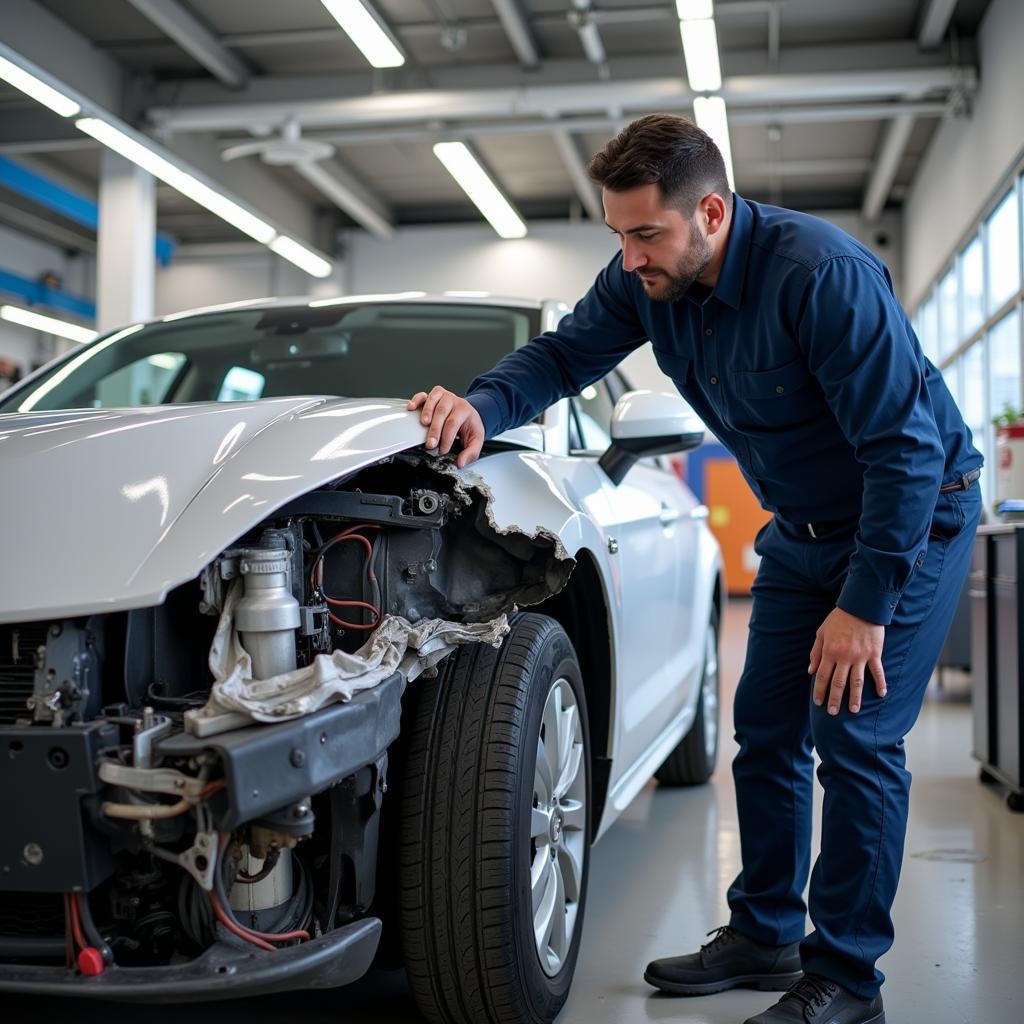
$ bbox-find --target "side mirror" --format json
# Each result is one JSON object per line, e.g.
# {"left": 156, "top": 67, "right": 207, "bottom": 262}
{"left": 598, "top": 390, "right": 705, "bottom": 485}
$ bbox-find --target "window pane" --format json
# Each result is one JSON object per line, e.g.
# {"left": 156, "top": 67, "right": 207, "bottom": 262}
{"left": 937, "top": 267, "right": 959, "bottom": 358}
{"left": 918, "top": 294, "right": 939, "bottom": 363}
{"left": 989, "top": 309, "right": 1021, "bottom": 422}
{"left": 962, "top": 235, "right": 985, "bottom": 337}
{"left": 987, "top": 188, "right": 1021, "bottom": 313}
{"left": 92, "top": 352, "right": 185, "bottom": 408}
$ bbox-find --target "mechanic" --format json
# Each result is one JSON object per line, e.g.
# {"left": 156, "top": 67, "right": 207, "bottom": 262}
{"left": 407, "top": 113, "right": 982, "bottom": 1024}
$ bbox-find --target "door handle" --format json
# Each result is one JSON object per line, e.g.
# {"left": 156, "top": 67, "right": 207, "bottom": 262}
{"left": 659, "top": 502, "right": 681, "bottom": 527}
{"left": 688, "top": 504, "right": 709, "bottom": 521}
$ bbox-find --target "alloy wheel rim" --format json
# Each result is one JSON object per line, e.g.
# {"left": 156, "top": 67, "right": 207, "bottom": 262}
{"left": 702, "top": 621, "right": 719, "bottom": 761}
{"left": 530, "top": 675, "right": 586, "bottom": 977}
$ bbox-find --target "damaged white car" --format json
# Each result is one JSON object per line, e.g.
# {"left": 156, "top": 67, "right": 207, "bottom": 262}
{"left": 0, "top": 295, "right": 723, "bottom": 1022}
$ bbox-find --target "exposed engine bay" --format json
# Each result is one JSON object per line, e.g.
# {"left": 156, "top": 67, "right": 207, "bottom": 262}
{"left": 0, "top": 453, "right": 573, "bottom": 998}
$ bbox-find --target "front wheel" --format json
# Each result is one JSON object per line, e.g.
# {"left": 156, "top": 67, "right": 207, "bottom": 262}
{"left": 400, "top": 613, "right": 591, "bottom": 1024}
{"left": 655, "top": 605, "right": 720, "bottom": 786}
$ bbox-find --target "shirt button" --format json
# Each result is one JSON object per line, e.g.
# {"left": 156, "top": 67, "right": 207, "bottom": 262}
{"left": 776, "top": 385, "right": 785, "bottom": 394}
{"left": 709, "top": 376, "right": 719, "bottom": 385}
{"left": 705, "top": 328, "right": 713, "bottom": 336}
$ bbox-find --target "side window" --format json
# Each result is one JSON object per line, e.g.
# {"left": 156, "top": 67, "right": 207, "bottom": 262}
{"left": 570, "top": 378, "right": 616, "bottom": 452}
{"left": 218, "top": 366, "right": 266, "bottom": 402}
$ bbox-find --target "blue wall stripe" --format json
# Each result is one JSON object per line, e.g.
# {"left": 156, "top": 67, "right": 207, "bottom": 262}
{"left": 0, "top": 154, "right": 176, "bottom": 266}
{"left": 0, "top": 268, "right": 96, "bottom": 320}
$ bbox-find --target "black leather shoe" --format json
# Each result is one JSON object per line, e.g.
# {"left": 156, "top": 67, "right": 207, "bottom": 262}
{"left": 644, "top": 925, "right": 803, "bottom": 996}
{"left": 743, "top": 973, "right": 885, "bottom": 1024}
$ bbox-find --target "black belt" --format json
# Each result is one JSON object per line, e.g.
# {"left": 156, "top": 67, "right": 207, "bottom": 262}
{"left": 802, "top": 468, "right": 981, "bottom": 539}
{"left": 938, "top": 467, "right": 981, "bottom": 494}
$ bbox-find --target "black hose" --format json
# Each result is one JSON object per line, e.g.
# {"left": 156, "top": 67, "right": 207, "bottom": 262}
{"left": 76, "top": 893, "right": 115, "bottom": 965}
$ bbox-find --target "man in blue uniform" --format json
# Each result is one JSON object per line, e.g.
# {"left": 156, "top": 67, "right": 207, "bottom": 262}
{"left": 408, "top": 114, "right": 982, "bottom": 1024}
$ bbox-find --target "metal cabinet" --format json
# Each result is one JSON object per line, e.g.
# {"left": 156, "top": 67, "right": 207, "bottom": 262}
{"left": 970, "top": 525, "right": 1024, "bottom": 810}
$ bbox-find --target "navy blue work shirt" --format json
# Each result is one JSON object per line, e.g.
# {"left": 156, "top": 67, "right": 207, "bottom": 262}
{"left": 465, "top": 194, "right": 982, "bottom": 626}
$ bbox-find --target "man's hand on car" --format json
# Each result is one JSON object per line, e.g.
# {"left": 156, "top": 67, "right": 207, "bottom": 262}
{"left": 407, "top": 386, "right": 485, "bottom": 468}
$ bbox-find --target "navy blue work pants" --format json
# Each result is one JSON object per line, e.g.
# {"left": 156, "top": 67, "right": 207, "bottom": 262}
{"left": 726, "top": 485, "right": 982, "bottom": 998}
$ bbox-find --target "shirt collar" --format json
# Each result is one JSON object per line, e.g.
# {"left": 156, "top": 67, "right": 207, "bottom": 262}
{"left": 708, "top": 192, "right": 752, "bottom": 311}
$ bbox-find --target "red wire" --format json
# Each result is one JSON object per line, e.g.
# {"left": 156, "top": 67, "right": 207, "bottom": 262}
{"left": 67, "top": 891, "right": 88, "bottom": 953}
{"left": 209, "top": 890, "right": 275, "bottom": 952}
{"left": 310, "top": 524, "right": 382, "bottom": 629}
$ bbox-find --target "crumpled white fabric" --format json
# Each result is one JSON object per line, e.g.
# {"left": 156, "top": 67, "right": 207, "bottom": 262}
{"left": 187, "top": 581, "right": 509, "bottom": 730}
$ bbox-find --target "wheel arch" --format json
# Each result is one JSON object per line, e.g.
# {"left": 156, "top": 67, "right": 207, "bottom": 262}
{"left": 532, "top": 546, "right": 614, "bottom": 842}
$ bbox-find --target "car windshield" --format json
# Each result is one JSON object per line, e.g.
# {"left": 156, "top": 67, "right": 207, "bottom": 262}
{"left": 0, "top": 301, "right": 538, "bottom": 413}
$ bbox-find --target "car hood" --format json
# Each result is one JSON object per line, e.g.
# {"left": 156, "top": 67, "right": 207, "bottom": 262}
{"left": 0, "top": 397, "right": 444, "bottom": 622}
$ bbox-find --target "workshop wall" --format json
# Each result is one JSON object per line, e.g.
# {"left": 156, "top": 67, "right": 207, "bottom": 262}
{"left": 0, "top": 224, "right": 92, "bottom": 376}
{"left": 905, "top": 0, "right": 1024, "bottom": 307}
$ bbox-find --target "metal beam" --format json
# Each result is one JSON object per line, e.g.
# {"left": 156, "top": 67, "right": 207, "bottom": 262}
{"left": 861, "top": 114, "right": 917, "bottom": 220}
{"left": 917, "top": 0, "right": 959, "bottom": 51}
{"left": 285, "top": 102, "right": 946, "bottom": 149}
{"left": 149, "top": 66, "right": 974, "bottom": 134}
{"left": 552, "top": 132, "right": 603, "bottom": 222}
{"left": 489, "top": 0, "right": 540, "bottom": 69}
{"left": 294, "top": 159, "right": 394, "bottom": 240}
{"left": 126, "top": 0, "right": 249, "bottom": 88}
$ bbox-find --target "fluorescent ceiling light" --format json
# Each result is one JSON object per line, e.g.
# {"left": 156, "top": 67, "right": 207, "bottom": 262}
{"left": 75, "top": 117, "right": 275, "bottom": 245}
{"left": 676, "top": 0, "right": 713, "bottom": 19}
{"left": 0, "top": 305, "right": 96, "bottom": 344}
{"left": 680, "top": 18, "right": 722, "bottom": 92}
{"left": 320, "top": 0, "right": 405, "bottom": 68}
{"left": 433, "top": 142, "right": 527, "bottom": 240}
{"left": 0, "top": 53, "right": 80, "bottom": 118}
{"left": 693, "top": 96, "right": 735, "bottom": 190}
{"left": 269, "top": 235, "right": 334, "bottom": 279}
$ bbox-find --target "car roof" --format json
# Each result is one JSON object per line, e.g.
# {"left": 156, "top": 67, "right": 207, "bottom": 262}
{"left": 155, "top": 292, "right": 550, "bottom": 325}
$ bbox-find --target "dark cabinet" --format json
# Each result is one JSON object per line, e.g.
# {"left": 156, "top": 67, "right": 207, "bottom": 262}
{"left": 970, "top": 525, "right": 1024, "bottom": 810}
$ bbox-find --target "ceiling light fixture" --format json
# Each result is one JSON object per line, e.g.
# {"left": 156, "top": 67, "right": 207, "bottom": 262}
{"left": 679, "top": 18, "right": 722, "bottom": 92}
{"left": 0, "top": 305, "right": 97, "bottom": 344}
{"left": 0, "top": 52, "right": 80, "bottom": 118}
{"left": 320, "top": 0, "right": 406, "bottom": 69}
{"left": 693, "top": 96, "right": 735, "bottom": 189}
{"left": 75, "top": 117, "right": 277, "bottom": 245}
{"left": 433, "top": 142, "right": 527, "bottom": 239}
{"left": 269, "top": 236, "right": 334, "bottom": 279}
{"left": 676, "top": 0, "right": 713, "bottom": 21}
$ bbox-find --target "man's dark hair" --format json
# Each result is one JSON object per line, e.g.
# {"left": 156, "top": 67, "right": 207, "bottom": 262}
{"left": 588, "top": 113, "right": 732, "bottom": 215}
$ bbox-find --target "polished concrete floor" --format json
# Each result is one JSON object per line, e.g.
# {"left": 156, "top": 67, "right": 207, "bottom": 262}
{"left": 8, "top": 598, "right": 1022, "bottom": 1024}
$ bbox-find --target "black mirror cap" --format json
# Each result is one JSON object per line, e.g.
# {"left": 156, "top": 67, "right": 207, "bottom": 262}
{"left": 597, "top": 431, "right": 705, "bottom": 485}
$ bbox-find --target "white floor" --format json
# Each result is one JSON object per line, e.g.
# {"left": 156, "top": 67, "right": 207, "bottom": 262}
{"left": 8, "top": 598, "right": 1022, "bottom": 1024}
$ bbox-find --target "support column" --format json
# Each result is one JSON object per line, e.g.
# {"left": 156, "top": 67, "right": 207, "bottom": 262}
{"left": 97, "top": 149, "right": 155, "bottom": 332}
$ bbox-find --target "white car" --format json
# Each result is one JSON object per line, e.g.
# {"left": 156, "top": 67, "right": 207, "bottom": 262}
{"left": 0, "top": 295, "right": 723, "bottom": 1021}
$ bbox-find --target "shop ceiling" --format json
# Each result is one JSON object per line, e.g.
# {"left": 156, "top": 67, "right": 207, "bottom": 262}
{"left": 0, "top": 0, "right": 992, "bottom": 249}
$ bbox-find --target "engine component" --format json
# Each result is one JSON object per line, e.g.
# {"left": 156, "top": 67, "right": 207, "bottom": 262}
{"left": 25, "top": 621, "right": 102, "bottom": 727}
{"left": 230, "top": 845, "right": 293, "bottom": 914}
{"left": 235, "top": 530, "right": 301, "bottom": 680}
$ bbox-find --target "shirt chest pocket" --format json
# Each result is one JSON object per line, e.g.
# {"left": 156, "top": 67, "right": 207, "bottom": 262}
{"left": 731, "top": 358, "right": 824, "bottom": 429}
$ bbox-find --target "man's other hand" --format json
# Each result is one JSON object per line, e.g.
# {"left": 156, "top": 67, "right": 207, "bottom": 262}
{"left": 407, "top": 387, "right": 485, "bottom": 469}
{"left": 808, "top": 607, "right": 887, "bottom": 714}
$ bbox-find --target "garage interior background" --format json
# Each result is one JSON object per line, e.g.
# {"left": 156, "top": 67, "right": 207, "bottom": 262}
{"left": 1, "top": 0, "right": 1018, "bottom": 495}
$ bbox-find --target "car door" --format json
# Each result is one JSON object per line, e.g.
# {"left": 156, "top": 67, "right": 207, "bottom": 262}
{"left": 569, "top": 374, "right": 704, "bottom": 774}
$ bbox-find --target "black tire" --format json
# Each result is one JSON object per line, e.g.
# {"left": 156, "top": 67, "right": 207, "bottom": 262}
{"left": 399, "top": 612, "right": 591, "bottom": 1024}
{"left": 655, "top": 605, "right": 720, "bottom": 787}
{"left": 1007, "top": 791, "right": 1024, "bottom": 813}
